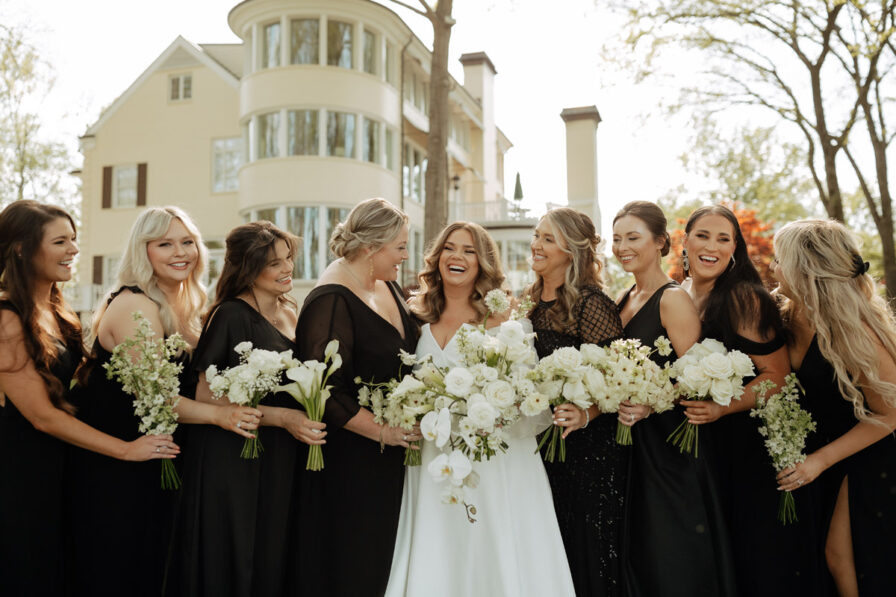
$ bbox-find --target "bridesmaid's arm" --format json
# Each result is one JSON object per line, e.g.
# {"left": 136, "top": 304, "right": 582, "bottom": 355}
{"left": 777, "top": 333, "right": 896, "bottom": 491}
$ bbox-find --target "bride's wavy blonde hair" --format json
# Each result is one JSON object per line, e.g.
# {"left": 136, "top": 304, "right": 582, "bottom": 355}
{"left": 775, "top": 219, "right": 896, "bottom": 421}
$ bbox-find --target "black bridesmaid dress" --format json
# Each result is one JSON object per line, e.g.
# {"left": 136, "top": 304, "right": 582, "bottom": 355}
{"left": 703, "top": 308, "right": 829, "bottom": 595}
{"left": 618, "top": 283, "right": 737, "bottom": 597}
{"left": 293, "top": 282, "right": 419, "bottom": 597}
{"left": 167, "top": 298, "right": 301, "bottom": 597}
{"left": 66, "top": 287, "right": 180, "bottom": 597}
{"left": 0, "top": 302, "right": 81, "bottom": 597}
{"left": 796, "top": 336, "right": 896, "bottom": 596}
{"left": 530, "top": 285, "right": 627, "bottom": 597}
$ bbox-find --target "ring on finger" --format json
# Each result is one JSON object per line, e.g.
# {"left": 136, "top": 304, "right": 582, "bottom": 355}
{"left": 237, "top": 421, "right": 242, "bottom": 429}
{"left": 156, "top": 446, "right": 161, "bottom": 453}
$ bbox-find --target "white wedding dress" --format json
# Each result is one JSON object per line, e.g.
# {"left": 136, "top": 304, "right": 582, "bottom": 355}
{"left": 385, "top": 323, "right": 575, "bottom": 597}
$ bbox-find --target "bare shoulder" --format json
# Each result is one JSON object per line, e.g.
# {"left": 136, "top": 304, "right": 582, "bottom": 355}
{"left": 659, "top": 285, "right": 695, "bottom": 309}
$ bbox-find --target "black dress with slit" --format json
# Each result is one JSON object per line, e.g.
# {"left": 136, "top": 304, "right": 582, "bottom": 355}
{"left": 292, "top": 282, "right": 419, "bottom": 597}
{"left": 65, "top": 286, "right": 181, "bottom": 597}
{"left": 166, "top": 298, "right": 300, "bottom": 597}
{"left": 796, "top": 335, "right": 896, "bottom": 596}
{"left": 529, "top": 285, "right": 627, "bottom": 597}
{"left": 0, "top": 301, "right": 81, "bottom": 597}
{"left": 619, "top": 283, "right": 737, "bottom": 597}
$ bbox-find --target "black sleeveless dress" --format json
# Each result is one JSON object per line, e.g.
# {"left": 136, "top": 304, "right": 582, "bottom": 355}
{"left": 0, "top": 302, "right": 81, "bottom": 597}
{"left": 703, "top": 312, "right": 829, "bottom": 595}
{"left": 796, "top": 336, "right": 896, "bottom": 596}
{"left": 167, "top": 298, "right": 301, "bottom": 597}
{"left": 530, "top": 285, "right": 626, "bottom": 597}
{"left": 619, "top": 283, "right": 737, "bottom": 597}
{"left": 292, "top": 282, "right": 420, "bottom": 597}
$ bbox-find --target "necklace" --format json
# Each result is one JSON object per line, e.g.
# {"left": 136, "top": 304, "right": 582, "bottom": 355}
{"left": 250, "top": 290, "right": 281, "bottom": 326}
{"left": 339, "top": 258, "right": 375, "bottom": 298}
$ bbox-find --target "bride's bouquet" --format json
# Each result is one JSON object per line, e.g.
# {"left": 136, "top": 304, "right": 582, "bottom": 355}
{"left": 206, "top": 342, "right": 294, "bottom": 458}
{"left": 666, "top": 338, "right": 755, "bottom": 457}
{"left": 104, "top": 312, "right": 187, "bottom": 490}
{"left": 751, "top": 374, "right": 816, "bottom": 524}
{"left": 277, "top": 340, "right": 342, "bottom": 471}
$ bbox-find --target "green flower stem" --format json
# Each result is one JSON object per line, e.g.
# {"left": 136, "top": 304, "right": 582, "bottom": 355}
{"left": 404, "top": 441, "right": 422, "bottom": 466}
{"left": 241, "top": 433, "right": 264, "bottom": 459}
{"left": 537, "top": 425, "right": 566, "bottom": 463}
{"left": 667, "top": 418, "right": 699, "bottom": 457}
{"left": 616, "top": 421, "right": 633, "bottom": 446}
{"left": 160, "top": 460, "right": 181, "bottom": 490}
{"left": 779, "top": 492, "right": 798, "bottom": 525}
{"left": 306, "top": 445, "right": 324, "bottom": 471}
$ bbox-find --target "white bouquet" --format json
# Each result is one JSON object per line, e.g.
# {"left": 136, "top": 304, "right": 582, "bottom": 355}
{"left": 104, "top": 312, "right": 187, "bottom": 489}
{"left": 667, "top": 338, "right": 755, "bottom": 457}
{"left": 357, "top": 348, "right": 437, "bottom": 466}
{"left": 206, "top": 342, "right": 295, "bottom": 458}
{"left": 751, "top": 374, "right": 817, "bottom": 524}
{"left": 277, "top": 340, "right": 342, "bottom": 471}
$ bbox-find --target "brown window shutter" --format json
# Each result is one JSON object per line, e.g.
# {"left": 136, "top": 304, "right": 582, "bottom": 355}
{"left": 137, "top": 163, "right": 147, "bottom": 206}
{"left": 102, "top": 166, "right": 112, "bottom": 208}
{"left": 92, "top": 255, "right": 103, "bottom": 285}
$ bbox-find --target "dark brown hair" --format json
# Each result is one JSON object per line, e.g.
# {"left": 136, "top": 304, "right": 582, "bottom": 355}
{"left": 613, "top": 201, "right": 672, "bottom": 256}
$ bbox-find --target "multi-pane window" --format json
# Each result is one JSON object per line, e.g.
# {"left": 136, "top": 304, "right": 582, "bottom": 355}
{"left": 257, "top": 112, "right": 280, "bottom": 159}
{"left": 262, "top": 22, "right": 281, "bottom": 68}
{"left": 169, "top": 74, "right": 192, "bottom": 101}
{"left": 327, "top": 112, "right": 355, "bottom": 158}
{"left": 113, "top": 165, "right": 138, "bottom": 208}
{"left": 291, "top": 19, "right": 319, "bottom": 64}
{"left": 384, "top": 41, "right": 397, "bottom": 87}
{"left": 385, "top": 128, "right": 395, "bottom": 170}
{"left": 327, "top": 20, "right": 353, "bottom": 68}
{"left": 287, "top": 206, "right": 320, "bottom": 279}
{"left": 403, "top": 143, "right": 427, "bottom": 204}
{"left": 103, "top": 255, "right": 121, "bottom": 287}
{"left": 363, "top": 29, "right": 376, "bottom": 75}
{"left": 289, "top": 110, "right": 319, "bottom": 156}
{"left": 362, "top": 118, "right": 380, "bottom": 163}
{"left": 256, "top": 207, "right": 279, "bottom": 224}
{"left": 212, "top": 138, "right": 242, "bottom": 192}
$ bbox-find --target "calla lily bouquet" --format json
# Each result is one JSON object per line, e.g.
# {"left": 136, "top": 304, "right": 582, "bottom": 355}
{"left": 206, "top": 342, "right": 294, "bottom": 458}
{"left": 277, "top": 340, "right": 341, "bottom": 471}
{"left": 104, "top": 311, "right": 187, "bottom": 490}
{"left": 666, "top": 338, "right": 755, "bottom": 457}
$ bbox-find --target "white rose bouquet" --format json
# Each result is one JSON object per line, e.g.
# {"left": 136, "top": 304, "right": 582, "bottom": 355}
{"left": 357, "top": 349, "right": 437, "bottom": 466}
{"left": 206, "top": 342, "right": 295, "bottom": 458}
{"left": 750, "top": 374, "right": 817, "bottom": 524}
{"left": 104, "top": 312, "right": 187, "bottom": 489}
{"left": 666, "top": 338, "right": 755, "bottom": 457}
{"left": 276, "top": 340, "right": 342, "bottom": 471}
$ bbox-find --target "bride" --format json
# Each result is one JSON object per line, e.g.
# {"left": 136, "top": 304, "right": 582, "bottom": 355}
{"left": 385, "top": 222, "right": 574, "bottom": 597}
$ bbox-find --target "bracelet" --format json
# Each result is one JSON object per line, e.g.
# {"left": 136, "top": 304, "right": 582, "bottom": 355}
{"left": 582, "top": 407, "right": 590, "bottom": 430}
{"left": 379, "top": 426, "right": 386, "bottom": 453}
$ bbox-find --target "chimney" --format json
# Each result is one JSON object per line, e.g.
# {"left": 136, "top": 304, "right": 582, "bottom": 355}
{"left": 460, "top": 52, "right": 498, "bottom": 203}
{"left": 561, "top": 106, "right": 601, "bottom": 234}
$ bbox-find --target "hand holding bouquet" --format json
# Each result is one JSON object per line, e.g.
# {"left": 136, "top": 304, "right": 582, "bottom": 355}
{"left": 104, "top": 312, "right": 187, "bottom": 489}
{"left": 206, "top": 342, "right": 294, "bottom": 458}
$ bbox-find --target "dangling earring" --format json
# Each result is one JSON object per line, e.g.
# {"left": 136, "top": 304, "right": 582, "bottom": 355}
{"left": 368, "top": 255, "right": 375, "bottom": 280}
{"left": 682, "top": 249, "right": 690, "bottom": 274}
{"left": 727, "top": 255, "right": 736, "bottom": 271}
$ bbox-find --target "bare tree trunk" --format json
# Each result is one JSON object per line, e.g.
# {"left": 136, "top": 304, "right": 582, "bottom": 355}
{"left": 423, "top": 0, "right": 454, "bottom": 241}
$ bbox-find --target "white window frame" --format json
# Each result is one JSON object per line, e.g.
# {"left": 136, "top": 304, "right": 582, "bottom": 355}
{"left": 112, "top": 164, "right": 138, "bottom": 208}
{"left": 168, "top": 73, "right": 192, "bottom": 101}
{"left": 212, "top": 138, "right": 242, "bottom": 193}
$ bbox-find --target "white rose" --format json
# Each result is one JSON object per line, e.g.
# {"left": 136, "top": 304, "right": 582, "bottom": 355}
{"left": 483, "top": 380, "right": 516, "bottom": 408}
{"left": 496, "top": 319, "right": 525, "bottom": 347}
{"left": 701, "top": 338, "right": 727, "bottom": 354}
{"left": 729, "top": 351, "right": 755, "bottom": 379}
{"left": 583, "top": 368, "right": 607, "bottom": 400}
{"left": 679, "top": 364, "right": 712, "bottom": 397}
{"left": 562, "top": 379, "right": 589, "bottom": 406}
{"left": 701, "top": 353, "right": 735, "bottom": 380}
{"left": 579, "top": 343, "right": 607, "bottom": 365}
{"left": 709, "top": 377, "right": 735, "bottom": 406}
{"left": 444, "top": 367, "right": 475, "bottom": 396}
{"left": 552, "top": 347, "right": 583, "bottom": 370}
{"left": 467, "top": 401, "right": 498, "bottom": 430}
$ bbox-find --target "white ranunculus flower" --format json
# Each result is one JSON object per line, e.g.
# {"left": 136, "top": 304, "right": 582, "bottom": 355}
{"left": 709, "top": 377, "right": 736, "bottom": 406}
{"left": 702, "top": 352, "right": 735, "bottom": 380}
{"left": 483, "top": 379, "right": 516, "bottom": 408}
{"left": 428, "top": 449, "right": 473, "bottom": 485}
{"left": 444, "top": 367, "right": 475, "bottom": 396}
{"left": 729, "top": 351, "right": 755, "bottom": 378}
{"left": 467, "top": 401, "right": 498, "bottom": 430}
{"left": 553, "top": 346, "right": 583, "bottom": 370}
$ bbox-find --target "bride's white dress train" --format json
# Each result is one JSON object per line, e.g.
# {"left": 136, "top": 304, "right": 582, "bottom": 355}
{"left": 385, "top": 323, "right": 575, "bottom": 597}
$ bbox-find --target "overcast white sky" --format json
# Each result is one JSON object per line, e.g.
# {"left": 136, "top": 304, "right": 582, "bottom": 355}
{"left": 3, "top": 0, "right": 696, "bottom": 237}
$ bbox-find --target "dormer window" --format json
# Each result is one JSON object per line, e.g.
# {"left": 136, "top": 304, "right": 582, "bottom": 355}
{"left": 169, "top": 74, "right": 192, "bottom": 101}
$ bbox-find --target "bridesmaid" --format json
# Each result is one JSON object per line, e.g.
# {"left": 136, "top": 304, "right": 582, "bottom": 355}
{"left": 168, "top": 221, "right": 326, "bottom": 597}
{"left": 773, "top": 219, "right": 896, "bottom": 597}
{"left": 295, "top": 198, "right": 421, "bottom": 597}
{"left": 525, "top": 207, "right": 625, "bottom": 597}
{"left": 612, "top": 201, "right": 736, "bottom": 597}
{"left": 0, "top": 201, "right": 170, "bottom": 597}
{"left": 678, "top": 204, "right": 820, "bottom": 594}
{"left": 66, "top": 207, "right": 261, "bottom": 596}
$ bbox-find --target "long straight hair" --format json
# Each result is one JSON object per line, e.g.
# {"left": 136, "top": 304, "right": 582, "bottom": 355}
{"left": 0, "top": 200, "right": 83, "bottom": 411}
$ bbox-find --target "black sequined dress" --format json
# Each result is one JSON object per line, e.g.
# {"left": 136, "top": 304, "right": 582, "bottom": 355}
{"left": 530, "top": 285, "right": 626, "bottom": 597}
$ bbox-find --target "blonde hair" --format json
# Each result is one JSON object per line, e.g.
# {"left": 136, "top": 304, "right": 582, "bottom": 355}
{"left": 411, "top": 222, "right": 506, "bottom": 324}
{"left": 329, "top": 198, "right": 408, "bottom": 261}
{"left": 775, "top": 219, "right": 896, "bottom": 421}
{"left": 525, "top": 207, "right": 604, "bottom": 330}
{"left": 91, "top": 206, "right": 208, "bottom": 341}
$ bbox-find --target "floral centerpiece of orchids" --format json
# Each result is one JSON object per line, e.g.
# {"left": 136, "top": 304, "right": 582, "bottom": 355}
{"left": 206, "top": 342, "right": 294, "bottom": 459}
{"left": 751, "top": 374, "right": 817, "bottom": 524}
{"left": 104, "top": 311, "right": 187, "bottom": 490}
{"left": 666, "top": 338, "right": 755, "bottom": 457}
{"left": 277, "top": 340, "right": 341, "bottom": 471}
